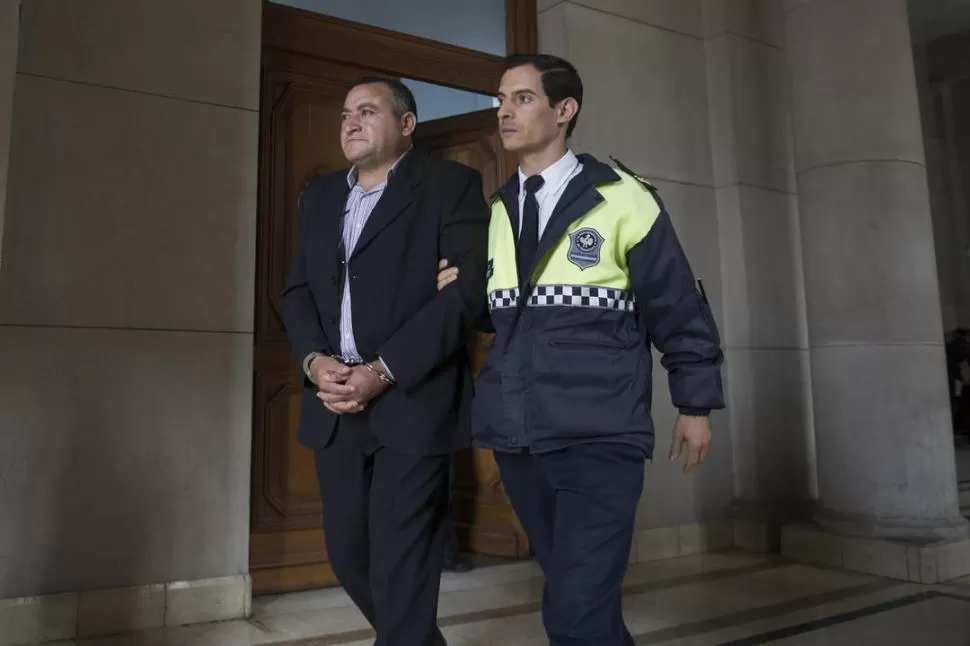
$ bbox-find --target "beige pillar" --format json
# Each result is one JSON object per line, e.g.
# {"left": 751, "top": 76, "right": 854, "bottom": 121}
{"left": 0, "top": 0, "right": 19, "bottom": 262}
{"left": 702, "top": 0, "right": 816, "bottom": 553}
{"left": 785, "top": 0, "right": 967, "bottom": 545}
{"left": 0, "top": 1, "right": 260, "bottom": 628}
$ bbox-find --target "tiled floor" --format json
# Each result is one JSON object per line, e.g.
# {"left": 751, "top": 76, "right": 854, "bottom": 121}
{"left": 34, "top": 552, "right": 970, "bottom": 645}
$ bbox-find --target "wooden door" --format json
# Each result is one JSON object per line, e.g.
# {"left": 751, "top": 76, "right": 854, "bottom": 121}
{"left": 251, "top": 51, "right": 368, "bottom": 595}
{"left": 251, "top": 3, "right": 533, "bottom": 596}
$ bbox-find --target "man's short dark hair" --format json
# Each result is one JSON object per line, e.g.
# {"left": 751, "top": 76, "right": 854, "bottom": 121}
{"left": 504, "top": 53, "right": 583, "bottom": 138}
{"left": 350, "top": 76, "right": 418, "bottom": 121}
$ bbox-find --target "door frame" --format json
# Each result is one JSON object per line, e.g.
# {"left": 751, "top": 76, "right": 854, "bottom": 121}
{"left": 261, "top": 0, "right": 537, "bottom": 95}
{"left": 251, "top": 0, "right": 537, "bottom": 595}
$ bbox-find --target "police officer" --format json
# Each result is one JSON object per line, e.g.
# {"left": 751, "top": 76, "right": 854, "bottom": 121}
{"left": 438, "top": 53, "right": 724, "bottom": 645}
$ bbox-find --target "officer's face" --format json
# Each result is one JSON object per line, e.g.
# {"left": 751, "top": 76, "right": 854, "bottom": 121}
{"left": 496, "top": 65, "right": 564, "bottom": 153}
{"left": 340, "top": 83, "right": 414, "bottom": 168}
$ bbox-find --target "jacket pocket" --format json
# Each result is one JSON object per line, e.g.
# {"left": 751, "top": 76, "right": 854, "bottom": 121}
{"left": 531, "top": 341, "right": 649, "bottom": 440}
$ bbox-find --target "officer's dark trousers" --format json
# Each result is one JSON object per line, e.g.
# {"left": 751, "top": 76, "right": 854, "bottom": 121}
{"left": 495, "top": 442, "right": 645, "bottom": 646}
{"left": 314, "top": 421, "right": 449, "bottom": 646}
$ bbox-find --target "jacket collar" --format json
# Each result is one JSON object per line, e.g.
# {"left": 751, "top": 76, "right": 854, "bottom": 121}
{"left": 346, "top": 146, "right": 413, "bottom": 191}
{"left": 494, "top": 152, "right": 620, "bottom": 209}
{"left": 492, "top": 153, "right": 622, "bottom": 297}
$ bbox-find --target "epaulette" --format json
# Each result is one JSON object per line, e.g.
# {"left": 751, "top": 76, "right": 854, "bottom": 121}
{"left": 610, "top": 155, "right": 666, "bottom": 213}
{"left": 609, "top": 155, "right": 657, "bottom": 192}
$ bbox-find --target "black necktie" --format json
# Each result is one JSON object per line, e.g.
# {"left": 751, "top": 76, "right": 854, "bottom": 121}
{"left": 517, "top": 174, "right": 545, "bottom": 289}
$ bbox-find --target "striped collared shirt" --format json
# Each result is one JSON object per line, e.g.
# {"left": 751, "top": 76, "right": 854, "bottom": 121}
{"left": 337, "top": 149, "right": 410, "bottom": 369}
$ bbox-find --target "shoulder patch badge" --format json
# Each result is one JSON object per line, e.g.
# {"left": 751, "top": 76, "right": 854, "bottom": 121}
{"left": 567, "top": 228, "right": 604, "bottom": 270}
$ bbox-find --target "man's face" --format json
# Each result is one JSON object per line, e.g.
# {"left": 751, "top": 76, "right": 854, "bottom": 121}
{"left": 496, "top": 64, "right": 564, "bottom": 153}
{"left": 340, "top": 83, "right": 411, "bottom": 167}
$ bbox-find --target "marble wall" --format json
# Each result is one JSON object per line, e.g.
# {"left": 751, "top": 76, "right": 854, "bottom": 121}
{"left": 0, "top": 0, "right": 261, "bottom": 598}
{"left": 703, "top": 0, "right": 816, "bottom": 548}
{"left": 0, "top": 0, "right": 18, "bottom": 263}
{"left": 538, "top": 0, "right": 817, "bottom": 550}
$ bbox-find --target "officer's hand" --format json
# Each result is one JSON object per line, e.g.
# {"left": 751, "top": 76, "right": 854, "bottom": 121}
{"left": 437, "top": 259, "right": 459, "bottom": 292}
{"left": 670, "top": 415, "right": 711, "bottom": 474}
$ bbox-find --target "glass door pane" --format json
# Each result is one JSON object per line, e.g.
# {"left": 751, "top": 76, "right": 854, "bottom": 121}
{"left": 403, "top": 78, "right": 498, "bottom": 122}
{"left": 269, "top": 0, "right": 507, "bottom": 56}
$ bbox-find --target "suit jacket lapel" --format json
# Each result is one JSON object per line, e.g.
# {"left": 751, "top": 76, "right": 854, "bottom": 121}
{"left": 321, "top": 177, "right": 351, "bottom": 275}
{"left": 323, "top": 179, "right": 350, "bottom": 249}
{"left": 350, "top": 151, "right": 421, "bottom": 258}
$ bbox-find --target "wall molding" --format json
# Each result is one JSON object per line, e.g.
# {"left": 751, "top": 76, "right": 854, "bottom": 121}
{"left": 782, "top": 523, "right": 970, "bottom": 584}
{"left": 631, "top": 518, "right": 735, "bottom": 564}
{"left": 0, "top": 574, "right": 251, "bottom": 645}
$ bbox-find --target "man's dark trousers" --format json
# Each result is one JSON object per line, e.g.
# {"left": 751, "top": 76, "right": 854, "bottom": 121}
{"left": 495, "top": 442, "right": 645, "bottom": 646}
{"left": 315, "top": 419, "right": 450, "bottom": 646}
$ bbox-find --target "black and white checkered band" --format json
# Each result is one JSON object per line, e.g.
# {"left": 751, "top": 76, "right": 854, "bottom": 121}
{"left": 489, "top": 287, "right": 521, "bottom": 310}
{"left": 489, "top": 285, "right": 637, "bottom": 312}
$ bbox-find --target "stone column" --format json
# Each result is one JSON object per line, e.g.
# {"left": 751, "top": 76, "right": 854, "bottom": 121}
{"left": 0, "top": 0, "right": 259, "bottom": 625}
{"left": 702, "top": 0, "right": 816, "bottom": 554}
{"left": 784, "top": 0, "right": 967, "bottom": 549}
{"left": 0, "top": 0, "right": 19, "bottom": 263}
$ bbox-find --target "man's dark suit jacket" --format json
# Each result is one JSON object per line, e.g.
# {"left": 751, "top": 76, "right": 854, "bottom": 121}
{"left": 281, "top": 150, "right": 489, "bottom": 457}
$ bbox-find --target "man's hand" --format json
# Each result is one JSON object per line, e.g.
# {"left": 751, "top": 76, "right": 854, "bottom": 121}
{"left": 338, "top": 363, "right": 390, "bottom": 409}
{"left": 308, "top": 355, "right": 361, "bottom": 414}
{"left": 437, "top": 259, "right": 459, "bottom": 292}
{"left": 669, "top": 415, "right": 712, "bottom": 474}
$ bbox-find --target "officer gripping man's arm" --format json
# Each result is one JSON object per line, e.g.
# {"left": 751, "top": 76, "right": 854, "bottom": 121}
{"left": 434, "top": 193, "right": 723, "bottom": 474}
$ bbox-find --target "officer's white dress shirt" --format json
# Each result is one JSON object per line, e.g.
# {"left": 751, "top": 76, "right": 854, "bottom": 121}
{"left": 516, "top": 149, "right": 584, "bottom": 239}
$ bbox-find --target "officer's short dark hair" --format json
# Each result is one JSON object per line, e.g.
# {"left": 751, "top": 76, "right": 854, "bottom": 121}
{"left": 504, "top": 54, "right": 583, "bottom": 138}
{"left": 350, "top": 76, "right": 418, "bottom": 121}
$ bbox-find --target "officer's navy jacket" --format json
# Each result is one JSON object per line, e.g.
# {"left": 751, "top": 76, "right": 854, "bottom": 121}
{"left": 472, "top": 153, "right": 725, "bottom": 458}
